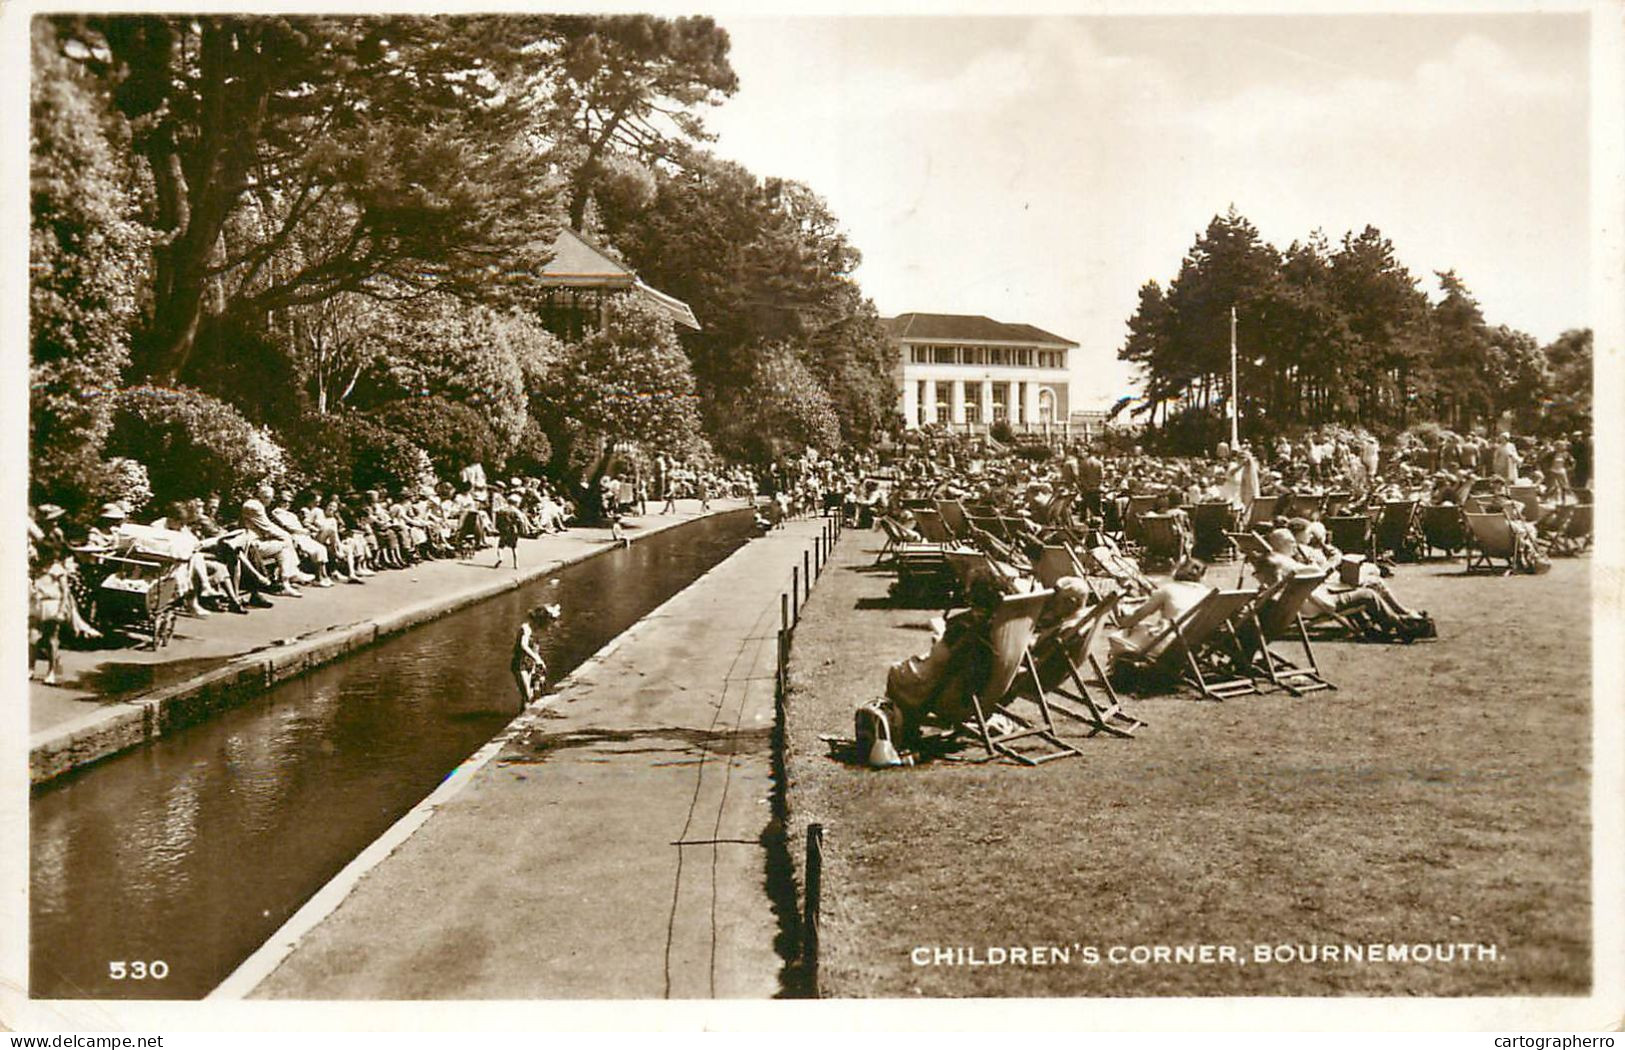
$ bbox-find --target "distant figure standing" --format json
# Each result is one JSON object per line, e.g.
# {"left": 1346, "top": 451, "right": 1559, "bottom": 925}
{"left": 601, "top": 476, "right": 627, "bottom": 545}
{"left": 511, "top": 603, "right": 561, "bottom": 709}
{"left": 493, "top": 493, "right": 523, "bottom": 569}
{"left": 697, "top": 471, "right": 711, "bottom": 511}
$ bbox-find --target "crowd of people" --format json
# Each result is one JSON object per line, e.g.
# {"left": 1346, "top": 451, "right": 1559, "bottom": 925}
{"left": 26, "top": 456, "right": 747, "bottom": 687}
{"left": 837, "top": 423, "right": 1590, "bottom": 762}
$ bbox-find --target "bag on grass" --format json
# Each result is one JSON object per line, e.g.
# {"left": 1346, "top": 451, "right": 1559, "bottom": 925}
{"left": 854, "top": 699, "right": 905, "bottom": 768}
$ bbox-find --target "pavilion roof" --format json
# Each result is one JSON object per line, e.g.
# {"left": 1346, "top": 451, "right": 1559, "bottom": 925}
{"left": 883, "top": 312, "right": 1075, "bottom": 347}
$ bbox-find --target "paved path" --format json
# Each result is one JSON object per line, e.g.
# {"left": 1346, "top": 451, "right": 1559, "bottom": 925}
{"left": 28, "top": 500, "right": 747, "bottom": 780}
{"left": 229, "top": 517, "right": 828, "bottom": 1000}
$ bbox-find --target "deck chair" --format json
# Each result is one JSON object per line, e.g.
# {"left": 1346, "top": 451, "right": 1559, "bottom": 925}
{"left": 1039, "top": 492, "right": 1076, "bottom": 530}
{"left": 1284, "top": 493, "right": 1325, "bottom": 520}
{"left": 1245, "top": 494, "right": 1282, "bottom": 532}
{"left": 1016, "top": 593, "right": 1143, "bottom": 739}
{"left": 1225, "top": 530, "right": 1272, "bottom": 586}
{"left": 1373, "top": 500, "right": 1421, "bottom": 561}
{"left": 1238, "top": 571, "right": 1336, "bottom": 696}
{"left": 935, "top": 499, "right": 970, "bottom": 539}
{"left": 913, "top": 508, "right": 955, "bottom": 544}
{"left": 1326, "top": 514, "right": 1373, "bottom": 559}
{"left": 900, "top": 497, "right": 935, "bottom": 512}
{"left": 1034, "top": 543, "right": 1087, "bottom": 589}
{"left": 1551, "top": 503, "right": 1592, "bottom": 555}
{"left": 1418, "top": 504, "right": 1468, "bottom": 559}
{"left": 1323, "top": 491, "right": 1355, "bottom": 517}
{"left": 1138, "top": 512, "right": 1188, "bottom": 570}
{"left": 1507, "top": 484, "right": 1548, "bottom": 526}
{"left": 1081, "top": 542, "right": 1156, "bottom": 600}
{"left": 954, "top": 589, "right": 1089, "bottom": 765}
{"left": 874, "top": 515, "right": 910, "bottom": 565}
{"left": 1122, "top": 494, "right": 1160, "bottom": 544}
{"left": 1116, "top": 588, "right": 1264, "bottom": 701}
{"left": 1190, "top": 502, "right": 1239, "bottom": 561}
{"left": 1463, "top": 511, "right": 1518, "bottom": 574}
{"left": 966, "top": 513, "right": 1008, "bottom": 540}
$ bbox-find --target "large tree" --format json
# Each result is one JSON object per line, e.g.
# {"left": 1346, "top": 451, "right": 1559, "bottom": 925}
{"left": 533, "top": 15, "right": 738, "bottom": 228}
{"left": 54, "top": 15, "right": 567, "bottom": 382}
{"left": 598, "top": 150, "right": 894, "bottom": 444}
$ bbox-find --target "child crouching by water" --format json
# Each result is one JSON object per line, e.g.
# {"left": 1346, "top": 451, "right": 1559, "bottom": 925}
{"left": 512, "top": 602, "right": 562, "bottom": 709}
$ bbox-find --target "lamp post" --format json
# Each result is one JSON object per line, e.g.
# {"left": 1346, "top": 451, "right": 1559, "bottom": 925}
{"left": 1229, "top": 305, "right": 1239, "bottom": 448}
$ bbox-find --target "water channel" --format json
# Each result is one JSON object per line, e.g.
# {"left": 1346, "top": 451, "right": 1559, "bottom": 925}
{"left": 30, "top": 510, "right": 758, "bottom": 1000}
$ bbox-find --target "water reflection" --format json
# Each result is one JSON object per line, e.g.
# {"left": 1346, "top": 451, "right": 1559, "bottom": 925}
{"left": 31, "top": 511, "right": 755, "bottom": 999}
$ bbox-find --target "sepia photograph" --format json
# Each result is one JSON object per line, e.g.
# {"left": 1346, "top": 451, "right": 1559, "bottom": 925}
{"left": 4, "top": 0, "right": 1621, "bottom": 1034}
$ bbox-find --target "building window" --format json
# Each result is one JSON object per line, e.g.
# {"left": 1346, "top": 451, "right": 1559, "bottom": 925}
{"left": 1037, "top": 350, "right": 1065, "bottom": 369}
{"left": 1038, "top": 387, "right": 1056, "bottom": 424}
{"left": 990, "top": 383, "right": 1007, "bottom": 422}
{"left": 930, "top": 346, "right": 953, "bottom": 364}
{"left": 964, "top": 400, "right": 981, "bottom": 425}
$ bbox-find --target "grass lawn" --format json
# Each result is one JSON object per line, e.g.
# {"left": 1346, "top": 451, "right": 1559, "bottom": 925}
{"left": 783, "top": 530, "right": 1591, "bottom": 998}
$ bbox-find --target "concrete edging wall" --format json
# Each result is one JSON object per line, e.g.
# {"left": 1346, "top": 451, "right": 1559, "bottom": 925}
{"left": 29, "top": 508, "right": 746, "bottom": 786}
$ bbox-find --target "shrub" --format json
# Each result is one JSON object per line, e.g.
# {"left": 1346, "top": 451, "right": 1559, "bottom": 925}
{"left": 95, "top": 457, "right": 153, "bottom": 517}
{"left": 29, "top": 21, "right": 153, "bottom": 512}
{"left": 278, "top": 410, "right": 433, "bottom": 496}
{"left": 369, "top": 396, "right": 501, "bottom": 481}
{"left": 107, "top": 385, "right": 291, "bottom": 505}
{"left": 988, "top": 420, "right": 1014, "bottom": 444}
{"left": 1013, "top": 443, "right": 1054, "bottom": 462}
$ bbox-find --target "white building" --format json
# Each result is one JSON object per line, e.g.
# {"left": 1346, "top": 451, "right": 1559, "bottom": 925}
{"left": 884, "top": 312, "right": 1075, "bottom": 433}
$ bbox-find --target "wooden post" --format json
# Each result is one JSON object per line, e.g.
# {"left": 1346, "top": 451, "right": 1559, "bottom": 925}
{"left": 792, "top": 565, "right": 800, "bottom": 626}
{"left": 803, "top": 823, "right": 824, "bottom": 980}
{"left": 803, "top": 550, "right": 811, "bottom": 596}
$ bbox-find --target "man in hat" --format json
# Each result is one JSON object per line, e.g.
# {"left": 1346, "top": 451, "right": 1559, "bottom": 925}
{"left": 240, "top": 488, "right": 312, "bottom": 595}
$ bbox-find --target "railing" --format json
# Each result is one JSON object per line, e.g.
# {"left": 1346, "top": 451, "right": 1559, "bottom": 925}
{"left": 774, "top": 509, "right": 843, "bottom": 995}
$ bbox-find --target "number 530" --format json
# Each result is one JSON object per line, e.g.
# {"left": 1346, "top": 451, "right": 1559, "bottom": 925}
{"left": 109, "top": 960, "right": 169, "bottom": 980}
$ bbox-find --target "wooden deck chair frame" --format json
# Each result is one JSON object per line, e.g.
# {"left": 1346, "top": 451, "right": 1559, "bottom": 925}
{"left": 1241, "top": 571, "right": 1336, "bottom": 695}
{"left": 961, "top": 589, "right": 1088, "bottom": 765}
{"left": 966, "top": 513, "right": 1008, "bottom": 540}
{"left": 1554, "top": 503, "right": 1592, "bottom": 555}
{"left": 1326, "top": 514, "right": 1373, "bottom": 560}
{"left": 1080, "top": 542, "right": 1155, "bottom": 600}
{"left": 935, "top": 499, "right": 970, "bottom": 539}
{"left": 1121, "top": 588, "right": 1264, "bottom": 701}
{"left": 1226, "top": 530, "right": 1272, "bottom": 587}
{"left": 1122, "top": 494, "right": 1160, "bottom": 544}
{"left": 1138, "top": 513, "right": 1187, "bottom": 569}
{"left": 1245, "top": 495, "right": 1282, "bottom": 532}
{"left": 1020, "top": 593, "right": 1143, "bottom": 738}
{"left": 1190, "top": 502, "right": 1240, "bottom": 561}
{"left": 1463, "top": 511, "right": 1518, "bottom": 575}
{"left": 1373, "top": 500, "right": 1421, "bottom": 561}
{"left": 1419, "top": 504, "right": 1468, "bottom": 559}
{"left": 913, "top": 508, "right": 955, "bottom": 544}
{"left": 1285, "top": 493, "right": 1325, "bottom": 520}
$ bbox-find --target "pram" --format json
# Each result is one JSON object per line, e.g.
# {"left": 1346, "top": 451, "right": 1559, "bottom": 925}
{"left": 78, "top": 524, "right": 192, "bottom": 649}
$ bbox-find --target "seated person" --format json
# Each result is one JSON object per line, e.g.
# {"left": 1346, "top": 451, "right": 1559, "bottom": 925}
{"left": 240, "top": 487, "right": 313, "bottom": 594}
{"left": 270, "top": 487, "right": 334, "bottom": 586}
{"left": 1108, "top": 557, "right": 1214, "bottom": 660}
{"left": 884, "top": 570, "right": 1005, "bottom": 736}
{"left": 1250, "top": 529, "right": 1430, "bottom": 640}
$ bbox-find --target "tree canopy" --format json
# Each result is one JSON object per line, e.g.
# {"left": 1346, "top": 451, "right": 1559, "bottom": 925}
{"left": 1119, "top": 208, "right": 1587, "bottom": 443}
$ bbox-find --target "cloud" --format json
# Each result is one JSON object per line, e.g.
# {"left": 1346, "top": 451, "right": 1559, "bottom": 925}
{"left": 1177, "top": 33, "right": 1577, "bottom": 146}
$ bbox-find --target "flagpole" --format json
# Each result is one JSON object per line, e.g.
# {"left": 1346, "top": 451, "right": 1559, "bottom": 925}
{"left": 1229, "top": 305, "right": 1239, "bottom": 448}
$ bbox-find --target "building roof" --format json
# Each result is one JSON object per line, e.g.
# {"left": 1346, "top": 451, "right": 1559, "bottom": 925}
{"left": 538, "top": 228, "right": 700, "bottom": 330}
{"left": 883, "top": 312, "right": 1076, "bottom": 348}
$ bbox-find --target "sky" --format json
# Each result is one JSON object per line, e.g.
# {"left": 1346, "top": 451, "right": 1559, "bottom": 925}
{"left": 701, "top": 12, "right": 1592, "bottom": 410}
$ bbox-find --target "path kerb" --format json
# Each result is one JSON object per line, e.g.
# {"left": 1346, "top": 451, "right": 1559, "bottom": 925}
{"left": 213, "top": 516, "right": 834, "bottom": 1001}
{"left": 29, "top": 501, "right": 749, "bottom": 785}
